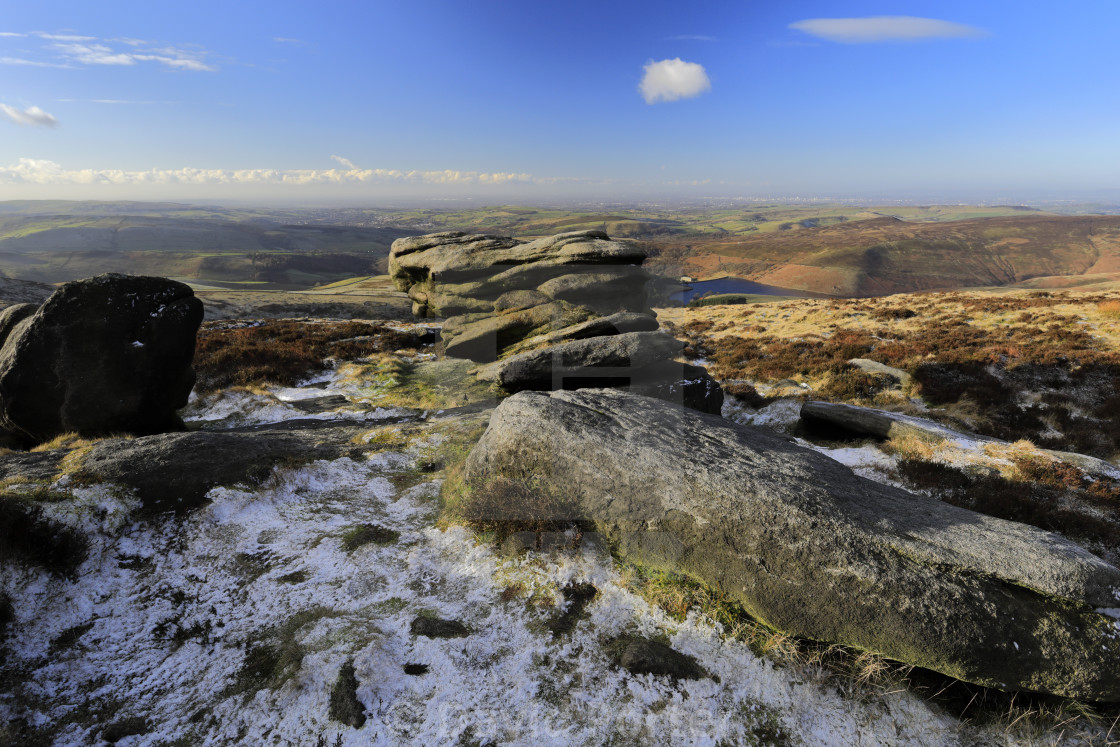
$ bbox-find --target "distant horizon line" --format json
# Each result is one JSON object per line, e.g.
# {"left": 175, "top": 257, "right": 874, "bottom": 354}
{"left": 2, "top": 193, "right": 1120, "bottom": 211}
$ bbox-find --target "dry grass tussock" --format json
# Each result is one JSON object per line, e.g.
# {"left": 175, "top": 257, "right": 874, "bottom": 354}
{"left": 451, "top": 476, "right": 586, "bottom": 541}
{"left": 29, "top": 431, "right": 134, "bottom": 453}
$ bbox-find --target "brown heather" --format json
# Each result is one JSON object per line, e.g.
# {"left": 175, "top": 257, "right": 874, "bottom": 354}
{"left": 661, "top": 290, "right": 1120, "bottom": 458}
{"left": 193, "top": 319, "right": 428, "bottom": 393}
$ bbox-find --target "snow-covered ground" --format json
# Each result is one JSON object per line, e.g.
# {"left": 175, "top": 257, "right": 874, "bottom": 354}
{"left": 0, "top": 363, "right": 1107, "bottom": 745}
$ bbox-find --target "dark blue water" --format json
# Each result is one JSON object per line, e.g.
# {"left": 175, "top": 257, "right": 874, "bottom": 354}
{"left": 669, "top": 277, "right": 811, "bottom": 305}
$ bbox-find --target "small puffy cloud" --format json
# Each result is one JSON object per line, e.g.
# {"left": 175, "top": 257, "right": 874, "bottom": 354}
{"left": 789, "top": 16, "right": 987, "bottom": 44}
{"left": 639, "top": 58, "right": 711, "bottom": 105}
{"left": 330, "top": 155, "right": 358, "bottom": 170}
{"left": 0, "top": 104, "right": 58, "bottom": 127}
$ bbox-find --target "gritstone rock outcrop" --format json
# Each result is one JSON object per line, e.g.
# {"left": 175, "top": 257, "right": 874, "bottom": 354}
{"left": 465, "top": 388, "right": 1120, "bottom": 702}
{"left": 0, "top": 274, "right": 204, "bottom": 445}
{"left": 389, "top": 230, "right": 722, "bottom": 413}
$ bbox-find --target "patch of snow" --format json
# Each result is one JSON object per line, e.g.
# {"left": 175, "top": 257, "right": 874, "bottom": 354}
{"left": 271, "top": 385, "right": 333, "bottom": 402}
{"left": 802, "top": 442, "right": 901, "bottom": 484}
{"left": 182, "top": 389, "right": 407, "bottom": 428}
{"left": 723, "top": 397, "right": 803, "bottom": 434}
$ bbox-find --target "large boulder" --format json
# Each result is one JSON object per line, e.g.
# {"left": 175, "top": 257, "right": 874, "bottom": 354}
{"left": 465, "top": 389, "right": 1120, "bottom": 701}
{"left": 0, "top": 274, "right": 204, "bottom": 445}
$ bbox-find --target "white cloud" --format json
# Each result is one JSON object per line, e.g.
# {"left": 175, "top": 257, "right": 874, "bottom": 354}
{"left": 37, "top": 33, "right": 96, "bottom": 41}
{"left": 330, "top": 155, "right": 358, "bottom": 170}
{"left": 0, "top": 56, "right": 69, "bottom": 68}
{"left": 0, "top": 105, "right": 59, "bottom": 127}
{"left": 0, "top": 159, "right": 544, "bottom": 188}
{"left": 639, "top": 58, "right": 711, "bottom": 105}
{"left": 132, "top": 54, "right": 214, "bottom": 71}
{"left": 54, "top": 42, "right": 135, "bottom": 65}
{"left": 0, "top": 31, "right": 217, "bottom": 71}
{"left": 789, "top": 16, "right": 987, "bottom": 44}
{"left": 50, "top": 41, "right": 216, "bottom": 70}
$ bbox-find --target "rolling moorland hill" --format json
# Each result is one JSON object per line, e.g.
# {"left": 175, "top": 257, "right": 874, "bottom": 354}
{"left": 0, "top": 201, "right": 416, "bottom": 288}
{"left": 653, "top": 214, "right": 1120, "bottom": 296}
{"left": 7, "top": 200, "right": 1120, "bottom": 298}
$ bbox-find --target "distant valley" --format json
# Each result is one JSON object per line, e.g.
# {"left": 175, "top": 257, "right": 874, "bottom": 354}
{"left": 3, "top": 200, "right": 1120, "bottom": 297}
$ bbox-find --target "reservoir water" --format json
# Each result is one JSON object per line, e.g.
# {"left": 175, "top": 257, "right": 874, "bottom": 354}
{"left": 669, "top": 277, "right": 817, "bottom": 305}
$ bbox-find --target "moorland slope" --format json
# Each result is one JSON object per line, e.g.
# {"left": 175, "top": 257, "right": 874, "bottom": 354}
{"left": 658, "top": 215, "right": 1120, "bottom": 296}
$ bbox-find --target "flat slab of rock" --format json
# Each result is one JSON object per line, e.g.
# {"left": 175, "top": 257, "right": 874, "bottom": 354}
{"left": 800, "top": 400, "right": 980, "bottom": 442}
{"left": 466, "top": 389, "right": 1120, "bottom": 701}
{"left": 69, "top": 422, "right": 376, "bottom": 512}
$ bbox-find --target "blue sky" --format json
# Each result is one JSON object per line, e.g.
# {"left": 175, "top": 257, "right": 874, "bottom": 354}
{"left": 1, "top": 1, "right": 1118, "bottom": 204}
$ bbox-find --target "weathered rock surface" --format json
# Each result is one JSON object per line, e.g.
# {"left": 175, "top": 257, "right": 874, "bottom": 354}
{"left": 474, "top": 331, "right": 686, "bottom": 389}
{"left": 465, "top": 389, "right": 1120, "bottom": 701}
{"left": 0, "top": 303, "right": 36, "bottom": 349}
{"left": 390, "top": 230, "right": 649, "bottom": 318}
{"left": 64, "top": 420, "right": 377, "bottom": 512}
{"left": 393, "top": 229, "right": 723, "bottom": 413}
{"left": 511, "top": 311, "right": 661, "bottom": 351}
{"left": 471, "top": 331, "right": 722, "bottom": 413}
{"left": 0, "top": 274, "right": 204, "bottom": 445}
{"left": 440, "top": 301, "right": 594, "bottom": 362}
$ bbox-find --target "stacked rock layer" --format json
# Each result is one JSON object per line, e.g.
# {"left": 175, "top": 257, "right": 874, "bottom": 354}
{"left": 389, "top": 230, "right": 722, "bottom": 413}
